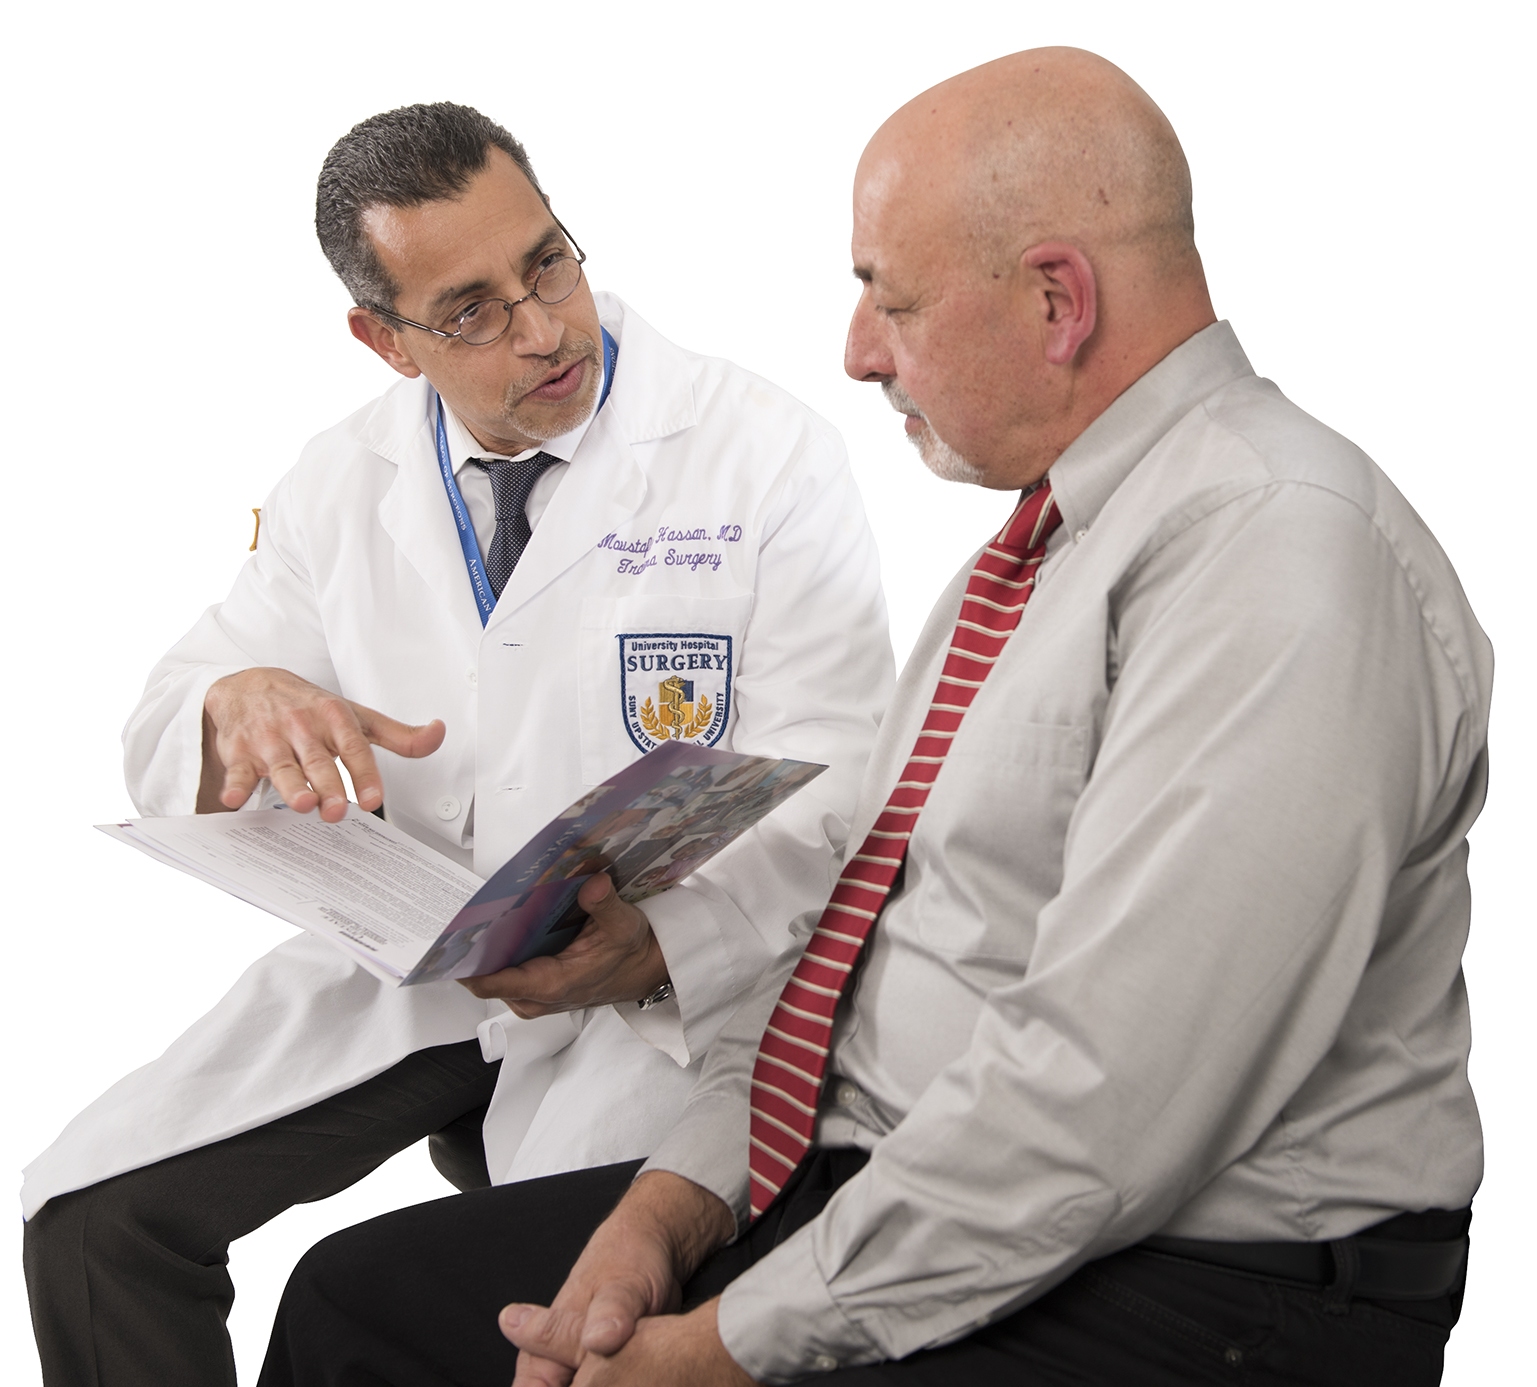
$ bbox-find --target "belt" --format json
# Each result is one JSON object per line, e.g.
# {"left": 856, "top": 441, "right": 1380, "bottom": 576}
{"left": 1141, "top": 1209, "right": 1470, "bottom": 1306}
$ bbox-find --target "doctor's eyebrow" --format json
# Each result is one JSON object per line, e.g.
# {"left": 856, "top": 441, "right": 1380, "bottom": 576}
{"left": 425, "top": 227, "right": 572, "bottom": 316}
{"left": 427, "top": 279, "right": 496, "bottom": 315}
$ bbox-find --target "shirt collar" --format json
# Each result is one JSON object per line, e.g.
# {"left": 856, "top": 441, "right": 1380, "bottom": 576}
{"left": 1046, "top": 320, "right": 1254, "bottom": 537}
{"left": 440, "top": 342, "right": 612, "bottom": 475}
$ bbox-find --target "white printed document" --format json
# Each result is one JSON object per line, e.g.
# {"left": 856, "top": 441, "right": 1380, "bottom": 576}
{"left": 100, "top": 742, "right": 825, "bottom": 986}
{"left": 99, "top": 809, "right": 483, "bottom": 983}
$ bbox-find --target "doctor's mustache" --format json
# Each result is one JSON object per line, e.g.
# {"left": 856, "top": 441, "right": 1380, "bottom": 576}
{"left": 503, "top": 336, "right": 600, "bottom": 407}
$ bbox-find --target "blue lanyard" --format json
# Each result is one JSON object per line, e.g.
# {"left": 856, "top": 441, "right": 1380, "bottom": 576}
{"left": 434, "top": 326, "right": 618, "bottom": 626}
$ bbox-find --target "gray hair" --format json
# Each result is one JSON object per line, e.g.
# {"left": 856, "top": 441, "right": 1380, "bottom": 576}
{"left": 315, "top": 102, "right": 542, "bottom": 312}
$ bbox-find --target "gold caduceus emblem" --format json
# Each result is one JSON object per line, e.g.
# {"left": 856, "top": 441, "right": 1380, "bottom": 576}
{"left": 640, "top": 674, "right": 713, "bottom": 741}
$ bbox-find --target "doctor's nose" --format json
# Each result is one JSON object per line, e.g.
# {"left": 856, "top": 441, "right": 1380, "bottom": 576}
{"left": 507, "top": 298, "right": 565, "bottom": 357}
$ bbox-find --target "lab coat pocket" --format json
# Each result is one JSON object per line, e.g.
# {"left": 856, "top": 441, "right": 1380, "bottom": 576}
{"left": 579, "top": 593, "right": 754, "bottom": 785}
{"left": 914, "top": 721, "right": 1090, "bottom": 962}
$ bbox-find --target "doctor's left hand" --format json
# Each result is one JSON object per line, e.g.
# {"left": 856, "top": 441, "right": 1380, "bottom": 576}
{"left": 459, "top": 874, "right": 669, "bottom": 1017}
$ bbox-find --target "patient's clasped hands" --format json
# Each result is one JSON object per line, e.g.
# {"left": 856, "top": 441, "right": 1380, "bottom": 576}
{"left": 501, "top": 1171, "right": 754, "bottom": 1387}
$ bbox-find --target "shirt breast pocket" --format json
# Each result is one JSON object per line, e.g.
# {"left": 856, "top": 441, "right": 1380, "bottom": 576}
{"left": 579, "top": 593, "right": 755, "bottom": 786}
{"left": 911, "top": 721, "right": 1090, "bottom": 962}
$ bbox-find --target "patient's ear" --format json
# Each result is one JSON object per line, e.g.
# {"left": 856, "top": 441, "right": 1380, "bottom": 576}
{"left": 1022, "top": 242, "right": 1098, "bottom": 366}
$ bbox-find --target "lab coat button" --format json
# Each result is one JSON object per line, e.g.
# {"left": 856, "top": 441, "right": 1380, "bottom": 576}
{"left": 467, "top": 670, "right": 478, "bottom": 687}
{"left": 834, "top": 1081, "right": 859, "bottom": 1108}
{"left": 436, "top": 795, "right": 462, "bottom": 820}
{"left": 813, "top": 1355, "right": 838, "bottom": 1372}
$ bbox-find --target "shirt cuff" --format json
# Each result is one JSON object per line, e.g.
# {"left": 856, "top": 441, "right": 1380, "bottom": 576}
{"left": 639, "top": 1091, "right": 753, "bottom": 1231}
{"left": 716, "top": 1225, "right": 883, "bottom": 1383}
{"left": 612, "top": 993, "right": 688, "bottom": 1067}
{"left": 619, "top": 879, "right": 748, "bottom": 1066}
{"left": 131, "top": 663, "right": 252, "bottom": 816}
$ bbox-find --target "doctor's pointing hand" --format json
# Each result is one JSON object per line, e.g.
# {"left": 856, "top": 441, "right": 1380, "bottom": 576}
{"left": 198, "top": 667, "right": 672, "bottom": 1014}
{"left": 197, "top": 665, "right": 446, "bottom": 822}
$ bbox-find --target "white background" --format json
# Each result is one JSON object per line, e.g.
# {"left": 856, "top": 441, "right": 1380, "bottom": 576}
{"left": 2, "top": 1, "right": 1531, "bottom": 1381}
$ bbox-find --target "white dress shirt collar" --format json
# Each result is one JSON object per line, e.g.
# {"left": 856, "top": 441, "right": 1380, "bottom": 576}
{"left": 439, "top": 347, "right": 610, "bottom": 474}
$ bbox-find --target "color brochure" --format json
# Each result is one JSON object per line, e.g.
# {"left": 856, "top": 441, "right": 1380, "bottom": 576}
{"left": 99, "top": 742, "right": 825, "bottom": 988}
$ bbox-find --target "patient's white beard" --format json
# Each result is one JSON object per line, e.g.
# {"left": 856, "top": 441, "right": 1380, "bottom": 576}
{"left": 881, "top": 381, "right": 985, "bottom": 485}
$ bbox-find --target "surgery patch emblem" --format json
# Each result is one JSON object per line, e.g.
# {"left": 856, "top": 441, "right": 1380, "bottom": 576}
{"left": 619, "top": 633, "right": 733, "bottom": 752}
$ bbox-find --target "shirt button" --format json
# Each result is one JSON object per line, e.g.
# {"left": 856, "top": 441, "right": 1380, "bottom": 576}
{"left": 1074, "top": 528, "right": 1088, "bottom": 543}
{"left": 834, "top": 1081, "right": 859, "bottom": 1108}
{"left": 467, "top": 670, "right": 478, "bottom": 687}
{"left": 812, "top": 1354, "right": 838, "bottom": 1372}
{"left": 436, "top": 795, "right": 462, "bottom": 820}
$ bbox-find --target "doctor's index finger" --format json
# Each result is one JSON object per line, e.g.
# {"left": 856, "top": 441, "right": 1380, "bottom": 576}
{"left": 316, "top": 710, "right": 385, "bottom": 811}
{"left": 350, "top": 704, "right": 447, "bottom": 760}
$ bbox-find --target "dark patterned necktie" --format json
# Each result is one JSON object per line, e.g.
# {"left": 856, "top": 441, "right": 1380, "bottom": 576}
{"left": 471, "top": 454, "right": 560, "bottom": 598}
{"left": 747, "top": 482, "right": 1063, "bottom": 1219}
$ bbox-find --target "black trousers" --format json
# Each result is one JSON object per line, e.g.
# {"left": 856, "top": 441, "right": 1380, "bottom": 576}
{"left": 23, "top": 1039, "right": 499, "bottom": 1387}
{"left": 259, "top": 1149, "right": 1462, "bottom": 1386}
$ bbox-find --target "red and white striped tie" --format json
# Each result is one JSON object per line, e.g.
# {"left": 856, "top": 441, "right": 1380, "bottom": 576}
{"left": 747, "top": 483, "right": 1063, "bottom": 1218}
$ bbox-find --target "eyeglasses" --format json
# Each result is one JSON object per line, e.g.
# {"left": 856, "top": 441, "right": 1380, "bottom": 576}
{"left": 372, "top": 217, "right": 587, "bottom": 347}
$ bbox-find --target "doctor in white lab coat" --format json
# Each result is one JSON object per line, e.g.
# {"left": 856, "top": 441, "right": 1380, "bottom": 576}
{"left": 21, "top": 103, "right": 891, "bottom": 1386}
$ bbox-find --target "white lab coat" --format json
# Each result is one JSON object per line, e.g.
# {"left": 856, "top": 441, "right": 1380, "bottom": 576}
{"left": 22, "top": 293, "right": 893, "bottom": 1219}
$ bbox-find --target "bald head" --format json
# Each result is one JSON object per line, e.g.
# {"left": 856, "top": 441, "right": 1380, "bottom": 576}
{"left": 847, "top": 48, "right": 1216, "bottom": 490}
{"left": 866, "top": 48, "right": 1197, "bottom": 279}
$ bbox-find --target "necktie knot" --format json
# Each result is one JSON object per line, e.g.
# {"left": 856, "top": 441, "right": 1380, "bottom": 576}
{"left": 468, "top": 453, "right": 560, "bottom": 599}
{"left": 471, "top": 453, "right": 559, "bottom": 519}
{"left": 996, "top": 482, "right": 1064, "bottom": 555}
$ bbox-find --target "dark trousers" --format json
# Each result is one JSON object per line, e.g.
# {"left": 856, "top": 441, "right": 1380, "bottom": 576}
{"left": 23, "top": 1039, "right": 499, "bottom": 1387}
{"left": 258, "top": 1149, "right": 1462, "bottom": 1386}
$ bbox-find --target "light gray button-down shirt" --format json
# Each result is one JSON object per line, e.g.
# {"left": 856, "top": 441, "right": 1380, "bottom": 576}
{"left": 642, "top": 322, "right": 1492, "bottom": 1383}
